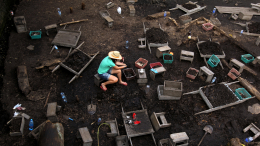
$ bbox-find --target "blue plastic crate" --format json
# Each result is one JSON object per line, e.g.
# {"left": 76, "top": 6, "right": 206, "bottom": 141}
{"left": 163, "top": 53, "right": 173, "bottom": 64}
{"left": 241, "top": 54, "right": 254, "bottom": 63}
{"left": 29, "top": 31, "right": 42, "bottom": 39}
{"left": 235, "top": 88, "right": 252, "bottom": 100}
{"left": 207, "top": 54, "right": 220, "bottom": 68}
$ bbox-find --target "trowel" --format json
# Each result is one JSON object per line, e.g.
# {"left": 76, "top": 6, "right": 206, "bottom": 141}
{"left": 197, "top": 125, "right": 213, "bottom": 146}
{"left": 88, "top": 97, "right": 96, "bottom": 115}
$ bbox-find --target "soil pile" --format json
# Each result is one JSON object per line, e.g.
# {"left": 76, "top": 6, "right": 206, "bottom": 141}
{"left": 202, "top": 84, "right": 238, "bottom": 107}
{"left": 199, "top": 41, "right": 223, "bottom": 55}
{"left": 63, "top": 51, "right": 90, "bottom": 72}
{"left": 188, "top": 69, "right": 197, "bottom": 76}
{"left": 146, "top": 28, "right": 168, "bottom": 43}
{"left": 124, "top": 70, "right": 134, "bottom": 77}
{"left": 182, "top": 4, "right": 197, "bottom": 10}
{"left": 164, "top": 55, "right": 172, "bottom": 60}
{"left": 248, "top": 22, "right": 260, "bottom": 34}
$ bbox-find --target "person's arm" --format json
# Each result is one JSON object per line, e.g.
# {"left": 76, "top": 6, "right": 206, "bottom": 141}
{"left": 113, "top": 65, "right": 126, "bottom": 69}
{"left": 115, "top": 61, "right": 126, "bottom": 66}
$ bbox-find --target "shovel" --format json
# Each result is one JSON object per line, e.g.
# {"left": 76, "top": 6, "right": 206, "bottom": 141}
{"left": 198, "top": 125, "right": 213, "bottom": 146}
{"left": 88, "top": 100, "right": 96, "bottom": 115}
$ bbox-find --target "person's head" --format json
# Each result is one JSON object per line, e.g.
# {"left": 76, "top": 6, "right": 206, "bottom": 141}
{"left": 108, "top": 51, "right": 122, "bottom": 62}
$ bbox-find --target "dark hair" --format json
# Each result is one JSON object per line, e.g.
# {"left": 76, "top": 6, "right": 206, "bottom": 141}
{"left": 111, "top": 58, "right": 117, "bottom": 63}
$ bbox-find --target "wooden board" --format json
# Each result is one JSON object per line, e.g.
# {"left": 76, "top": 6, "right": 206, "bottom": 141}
{"left": 51, "top": 30, "right": 81, "bottom": 48}
{"left": 215, "top": 6, "right": 260, "bottom": 15}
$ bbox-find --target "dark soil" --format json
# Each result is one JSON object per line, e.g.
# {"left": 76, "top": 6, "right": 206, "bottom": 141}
{"left": 153, "top": 65, "right": 162, "bottom": 68}
{"left": 199, "top": 41, "right": 223, "bottom": 55}
{"left": 248, "top": 22, "right": 260, "bottom": 34}
{"left": 245, "top": 56, "right": 254, "bottom": 60}
{"left": 1, "top": 0, "right": 260, "bottom": 146}
{"left": 146, "top": 27, "right": 168, "bottom": 43}
{"left": 10, "top": 118, "right": 22, "bottom": 132}
{"left": 202, "top": 84, "right": 239, "bottom": 107}
{"left": 124, "top": 70, "right": 134, "bottom": 77}
{"left": 179, "top": 15, "right": 191, "bottom": 20}
{"left": 182, "top": 3, "right": 197, "bottom": 10}
{"left": 164, "top": 55, "right": 172, "bottom": 60}
{"left": 188, "top": 69, "right": 197, "bottom": 76}
{"left": 63, "top": 51, "right": 90, "bottom": 72}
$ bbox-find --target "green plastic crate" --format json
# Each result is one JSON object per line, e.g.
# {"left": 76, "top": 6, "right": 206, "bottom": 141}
{"left": 29, "top": 30, "right": 42, "bottom": 39}
{"left": 207, "top": 54, "right": 220, "bottom": 67}
{"left": 235, "top": 88, "right": 252, "bottom": 100}
{"left": 163, "top": 53, "right": 173, "bottom": 64}
{"left": 241, "top": 54, "right": 254, "bottom": 63}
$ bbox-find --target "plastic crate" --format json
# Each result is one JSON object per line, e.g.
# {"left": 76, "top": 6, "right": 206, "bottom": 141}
{"left": 227, "top": 68, "right": 241, "bottom": 80}
{"left": 29, "top": 31, "right": 42, "bottom": 39}
{"left": 207, "top": 54, "right": 220, "bottom": 67}
{"left": 135, "top": 58, "right": 148, "bottom": 69}
{"left": 186, "top": 67, "right": 199, "bottom": 79}
{"left": 150, "top": 62, "right": 163, "bottom": 69}
{"left": 123, "top": 68, "right": 136, "bottom": 81}
{"left": 163, "top": 54, "right": 173, "bottom": 64}
{"left": 235, "top": 88, "right": 252, "bottom": 100}
{"left": 241, "top": 54, "right": 254, "bottom": 63}
{"left": 202, "top": 23, "right": 214, "bottom": 31}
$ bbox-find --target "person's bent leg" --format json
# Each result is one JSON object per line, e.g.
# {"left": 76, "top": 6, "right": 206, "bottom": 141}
{"left": 101, "top": 75, "right": 118, "bottom": 89}
{"left": 111, "top": 68, "right": 127, "bottom": 86}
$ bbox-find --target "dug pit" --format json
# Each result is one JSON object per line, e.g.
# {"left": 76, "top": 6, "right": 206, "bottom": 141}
{"left": 146, "top": 27, "right": 168, "bottom": 43}
{"left": 199, "top": 41, "right": 223, "bottom": 55}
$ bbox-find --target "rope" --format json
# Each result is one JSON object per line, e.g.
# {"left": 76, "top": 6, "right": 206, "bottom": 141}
{"left": 97, "top": 123, "right": 110, "bottom": 146}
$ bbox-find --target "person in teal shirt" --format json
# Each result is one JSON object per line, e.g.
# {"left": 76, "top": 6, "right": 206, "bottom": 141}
{"left": 98, "top": 51, "right": 127, "bottom": 91}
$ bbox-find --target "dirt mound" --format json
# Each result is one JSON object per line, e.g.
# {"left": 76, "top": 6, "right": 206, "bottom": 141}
{"left": 182, "top": 3, "right": 197, "bottom": 10}
{"left": 198, "top": 41, "right": 223, "bottom": 55}
{"left": 248, "top": 22, "right": 260, "bottom": 34}
{"left": 146, "top": 27, "right": 168, "bottom": 43}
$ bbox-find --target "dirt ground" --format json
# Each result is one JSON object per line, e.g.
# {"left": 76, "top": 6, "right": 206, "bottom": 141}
{"left": 1, "top": 0, "right": 260, "bottom": 146}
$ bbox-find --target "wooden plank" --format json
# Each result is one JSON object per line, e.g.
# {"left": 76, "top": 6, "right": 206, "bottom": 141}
{"left": 215, "top": 6, "right": 260, "bottom": 15}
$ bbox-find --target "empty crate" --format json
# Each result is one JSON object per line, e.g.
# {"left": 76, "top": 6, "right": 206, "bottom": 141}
{"left": 241, "top": 54, "right": 254, "bottom": 63}
{"left": 235, "top": 88, "right": 252, "bottom": 100}
{"left": 207, "top": 54, "right": 220, "bottom": 67}
{"left": 163, "top": 80, "right": 183, "bottom": 97}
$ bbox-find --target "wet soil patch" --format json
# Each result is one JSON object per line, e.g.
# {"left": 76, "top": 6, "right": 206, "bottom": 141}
{"left": 188, "top": 69, "right": 197, "bottom": 76}
{"left": 146, "top": 27, "right": 168, "bottom": 43}
{"left": 198, "top": 41, "right": 223, "bottom": 55}
{"left": 63, "top": 51, "right": 90, "bottom": 72}
{"left": 182, "top": 4, "right": 197, "bottom": 10}
{"left": 202, "top": 84, "right": 238, "bottom": 107}
{"left": 9, "top": 118, "right": 22, "bottom": 132}
{"left": 248, "top": 22, "right": 260, "bottom": 34}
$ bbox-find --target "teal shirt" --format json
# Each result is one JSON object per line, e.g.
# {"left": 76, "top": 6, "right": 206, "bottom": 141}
{"left": 98, "top": 56, "right": 116, "bottom": 74}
